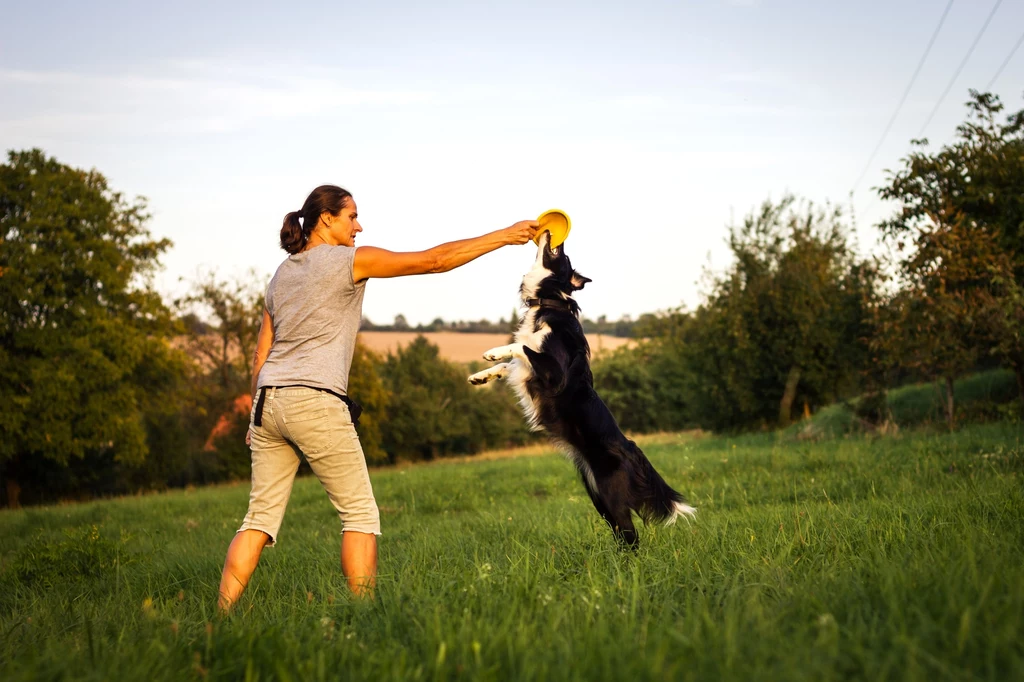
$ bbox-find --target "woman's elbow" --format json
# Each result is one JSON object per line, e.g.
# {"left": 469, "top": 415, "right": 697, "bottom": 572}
{"left": 425, "top": 250, "right": 450, "bottom": 274}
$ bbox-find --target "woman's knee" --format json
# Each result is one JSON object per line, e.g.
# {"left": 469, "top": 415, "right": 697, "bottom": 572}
{"left": 339, "top": 502, "right": 381, "bottom": 536}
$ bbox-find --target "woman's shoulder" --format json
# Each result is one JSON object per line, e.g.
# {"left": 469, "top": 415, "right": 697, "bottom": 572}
{"left": 312, "top": 244, "right": 356, "bottom": 268}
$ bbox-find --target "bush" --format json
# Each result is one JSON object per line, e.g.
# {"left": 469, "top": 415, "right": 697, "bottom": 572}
{"left": 380, "top": 336, "right": 535, "bottom": 462}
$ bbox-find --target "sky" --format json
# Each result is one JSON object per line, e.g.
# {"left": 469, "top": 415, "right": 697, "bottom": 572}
{"left": 3, "top": 0, "right": 1023, "bottom": 326}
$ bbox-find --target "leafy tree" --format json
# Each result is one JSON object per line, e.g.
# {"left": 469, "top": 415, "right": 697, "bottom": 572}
{"left": 174, "top": 269, "right": 264, "bottom": 392}
{"left": 0, "top": 149, "right": 175, "bottom": 507}
{"left": 380, "top": 336, "right": 532, "bottom": 461}
{"left": 347, "top": 343, "right": 392, "bottom": 464}
{"left": 591, "top": 344, "right": 665, "bottom": 433}
{"left": 380, "top": 336, "right": 475, "bottom": 460}
{"left": 677, "top": 196, "right": 876, "bottom": 431}
{"left": 878, "top": 91, "right": 1024, "bottom": 409}
{"left": 880, "top": 91, "right": 1024, "bottom": 282}
{"left": 873, "top": 213, "right": 1019, "bottom": 427}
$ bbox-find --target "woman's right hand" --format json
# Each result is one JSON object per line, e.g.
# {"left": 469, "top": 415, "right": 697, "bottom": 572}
{"left": 503, "top": 220, "right": 540, "bottom": 245}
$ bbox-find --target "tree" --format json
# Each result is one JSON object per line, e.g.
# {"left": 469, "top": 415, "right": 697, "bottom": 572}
{"left": 174, "top": 269, "right": 265, "bottom": 392}
{"left": 676, "top": 196, "right": 876, "bottom": 431}
{"left": 878, "top": 91, "right": 1024, "bottom": 409}
{"left": 346, "top": 343, "right": 392, "bottom": 464}
{"left": 591, "top": 344, "right": 664, "bottom": 433}
{"left": 379, "top": 336, "right": 532, "bottom": 461}
{"left": 0, "top": 149, "right": 175, "bottom": 507}
{"left": 880, "top": 91, "right": 1024, "bottom": 282}
{"left": 380, "top": 336, "right": 474, "bottom": 460}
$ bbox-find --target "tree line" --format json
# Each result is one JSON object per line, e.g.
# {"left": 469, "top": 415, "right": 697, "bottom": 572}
{"left": 2, "top": 90, "right": 1022, "bottom": 507}
{"left": 360, "top": 311, "right": 640, "bottom": 337}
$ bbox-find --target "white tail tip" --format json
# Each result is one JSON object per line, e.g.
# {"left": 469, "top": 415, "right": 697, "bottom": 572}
{"left": 665, "top": 501, "right": 697, "bottom": 526}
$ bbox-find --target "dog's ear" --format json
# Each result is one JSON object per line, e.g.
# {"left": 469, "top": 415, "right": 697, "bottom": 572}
{"left": 522, "top": 345, "right": 563, "bottom": 390}
{"left": 571, "top": 271, "right": 592, "bottom": 290}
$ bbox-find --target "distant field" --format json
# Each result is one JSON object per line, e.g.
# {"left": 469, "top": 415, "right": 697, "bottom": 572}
{"left": 357, "top": 331, "right": 634, "bottom": 363}
{"left": 2, "top": 424, "right": 1022, "bottom": 681}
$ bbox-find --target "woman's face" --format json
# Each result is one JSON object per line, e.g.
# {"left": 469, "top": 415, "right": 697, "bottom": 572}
{"left": 321, "top": 198, "right": 362, "bottom": 247}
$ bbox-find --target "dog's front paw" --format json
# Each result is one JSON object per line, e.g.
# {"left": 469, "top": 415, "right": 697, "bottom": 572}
{"left": 468, "top": 370, "right": 491, "bottom": 385}
{"left": 482, "top": 346, "right": 510, "bottom": 362}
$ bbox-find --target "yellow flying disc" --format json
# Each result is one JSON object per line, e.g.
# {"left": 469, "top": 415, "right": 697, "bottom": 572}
{"left": 534, "top": 209, "right": 571, "bottom": 248}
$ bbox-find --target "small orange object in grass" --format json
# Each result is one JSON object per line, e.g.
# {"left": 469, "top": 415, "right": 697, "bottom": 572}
{"left": 534, "top": 209, "right": 571, "bottom": 248}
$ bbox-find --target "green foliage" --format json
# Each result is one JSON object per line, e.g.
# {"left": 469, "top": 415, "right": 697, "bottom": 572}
{"left": 174, "top": 269, "right": 265, "bottom": 393}
{"left": 380, "top": 336, "right": 533, "bottom": 461}
{"left": 591, "top": 344, "right": 663, "bottom": 432}
{"left": 715, "top": 196, "right": 875, "bottom": 427}
{"left": 879, "top": 90, "right": 1024, "bottom": 281}
{"left": 618, "top": 196, "right": 877, "bottom": 433}
{"left": 592, "top": 339, "right": 691, "bottom": 433}
{"left": 348, "top": 343, "right": 392, "bottom": 464}
{"left": 0, "top": 149, "right": 176, "bottom": 506}
{"left": 876, "top": 92, "right": 1024, "bottom": 421}
{"left": 785, "top": 369, "right": 1021, "bottom": 440}
{"left": 1, "top": 426, "right": 1022, "bottom": 680}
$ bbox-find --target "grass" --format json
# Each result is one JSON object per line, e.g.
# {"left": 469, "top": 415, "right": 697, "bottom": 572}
{"left": 788, "top": 369, "right": 1022, "bottom": 440}
{"left": 1, "top": 423, "right": 1023, "bottom": 681}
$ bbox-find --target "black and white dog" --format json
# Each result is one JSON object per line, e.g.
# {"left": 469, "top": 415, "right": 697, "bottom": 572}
{"left": 468, "top": 231, "right": 695, "bottom": 548}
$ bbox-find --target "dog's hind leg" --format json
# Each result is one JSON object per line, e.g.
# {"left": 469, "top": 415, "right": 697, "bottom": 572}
{"left": 468, "top": 363, "right": 510, "bottom": 385}
{"left": 584, "top": 470, "right": 639, "bottom": 549}
{"left": 603, "top": 470, "right": 639, "bottom": 549}
{"left": 607, "top": 502, "right": 638, "bottom": 549}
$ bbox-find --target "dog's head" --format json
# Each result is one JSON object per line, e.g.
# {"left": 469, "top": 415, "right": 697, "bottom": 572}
{"left": 519, "top": 230, "right": 592, "bottom": 305}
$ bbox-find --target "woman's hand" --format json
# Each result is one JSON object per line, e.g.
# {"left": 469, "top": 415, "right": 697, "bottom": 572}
{"left": 503, "top": 220, "right": 540, "bottom": 245}
{"left": 245, "top": 429, "right": 252, "bottom": 447}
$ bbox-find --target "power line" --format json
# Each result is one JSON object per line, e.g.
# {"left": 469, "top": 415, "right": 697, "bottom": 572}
{"left": 850, "top": 0, "right": 955, "bottom": 195}
{"left": 986, "top": 28, "right": 1024, "bottom": 90}
{"left": 918, "top": 0, "right": 1004, "bottom": 135}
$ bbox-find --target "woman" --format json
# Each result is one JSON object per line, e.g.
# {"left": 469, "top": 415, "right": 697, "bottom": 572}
{"left": 217, "top": 184, "right": 537, "bottom": 609}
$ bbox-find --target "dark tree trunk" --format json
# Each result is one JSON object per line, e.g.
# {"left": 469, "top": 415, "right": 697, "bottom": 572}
{"left": 779, "top": 366, "right": 801, "bottom": 427}
{"left": 3, "top": 455, "right": 23, "bottom": 509}
{"left": 5, "top": 477, "right": 21, "bottom": 509}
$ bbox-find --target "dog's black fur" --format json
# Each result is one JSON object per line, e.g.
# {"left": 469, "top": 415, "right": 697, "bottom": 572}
{"left": 471, "top": 233, "right": 694, "bottom": 547}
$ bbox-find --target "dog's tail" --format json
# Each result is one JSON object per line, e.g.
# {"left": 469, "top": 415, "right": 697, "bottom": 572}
{"left": 623, "top": 440, "right": 697, "bottom": 525}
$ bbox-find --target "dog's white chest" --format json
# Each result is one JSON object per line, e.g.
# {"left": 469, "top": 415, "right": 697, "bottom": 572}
{"left": 508, "top": 311, "right": 550, "bottom": 430}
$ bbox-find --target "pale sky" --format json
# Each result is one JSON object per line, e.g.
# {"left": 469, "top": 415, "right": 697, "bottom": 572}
{"left": 3, "top": 0, "right": 1023, "bottom": 326}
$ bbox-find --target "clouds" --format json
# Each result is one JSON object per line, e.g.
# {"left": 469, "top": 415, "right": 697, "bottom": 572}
{"left": 0, "top": 64, "right": 433, "bottom": 138}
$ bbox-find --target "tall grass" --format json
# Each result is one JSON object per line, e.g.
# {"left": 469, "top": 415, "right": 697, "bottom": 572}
{"left": 1, "top": 422, "right": 1022, "bottom": 681}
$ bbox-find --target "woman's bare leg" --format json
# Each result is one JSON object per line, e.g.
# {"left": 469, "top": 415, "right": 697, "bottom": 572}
{"left": 341, "top": 531, "right": 377, "bottom": 597}
{"left": 218, "top": 529, "right": 271, "bottom": 612}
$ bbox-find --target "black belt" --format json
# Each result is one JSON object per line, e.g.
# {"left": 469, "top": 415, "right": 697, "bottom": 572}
{"left": 253, "top": 385, "right": 362, "bottom": 428}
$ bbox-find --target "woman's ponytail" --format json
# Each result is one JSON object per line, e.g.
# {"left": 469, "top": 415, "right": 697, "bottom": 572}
{"left": 279, "top": 185, "right": 352, "bottom": 255}
{"left": 280, "top": 210, "right": 307, "bottom": 255}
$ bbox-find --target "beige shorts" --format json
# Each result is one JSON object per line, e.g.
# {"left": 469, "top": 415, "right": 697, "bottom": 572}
{"left": 238, "top": 386, "right": 381, "bottom": 545}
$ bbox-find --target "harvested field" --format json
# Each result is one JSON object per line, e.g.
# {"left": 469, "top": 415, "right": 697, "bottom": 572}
{"left": 357, "top": 331, "right": 634, "bottom": 362}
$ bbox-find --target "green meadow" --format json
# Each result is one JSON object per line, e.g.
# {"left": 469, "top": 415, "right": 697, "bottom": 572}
{"left": 2, "top": 421, "right": 1023, "bottom": 681}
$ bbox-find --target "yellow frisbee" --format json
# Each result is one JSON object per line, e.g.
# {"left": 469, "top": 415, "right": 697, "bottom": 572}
{"left": 534, "top": 209, "right": 571, "bottom": 248}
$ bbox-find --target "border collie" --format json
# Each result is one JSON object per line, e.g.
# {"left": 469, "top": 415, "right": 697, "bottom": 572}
{"left": 468, "top": 231, "right": 695, "bottom": 547}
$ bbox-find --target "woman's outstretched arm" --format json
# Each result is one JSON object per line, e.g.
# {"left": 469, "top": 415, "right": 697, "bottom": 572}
{"left": 352, "top": 220, "right": 538, "bottom": 282}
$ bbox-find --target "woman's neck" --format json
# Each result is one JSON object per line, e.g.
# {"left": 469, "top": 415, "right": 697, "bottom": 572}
{"left": 303, "top": 230, "right": 335, "bottom": 252}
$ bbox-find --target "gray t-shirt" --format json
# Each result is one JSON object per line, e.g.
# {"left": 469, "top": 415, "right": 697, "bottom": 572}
{"left": 257, "top": 244, "right": 366, "bottom": 395}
